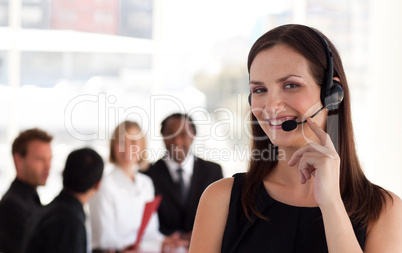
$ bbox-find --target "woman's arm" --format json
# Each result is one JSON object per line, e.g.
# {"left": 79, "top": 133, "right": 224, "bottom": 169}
{"left": 319, "top": 197, "right": 364, "bottom": 252}
{"left": 364, "top": 192, "right": 402, "bottom": 253}
{"left": 189, "top": 177, "right": 234, "bottom": 253}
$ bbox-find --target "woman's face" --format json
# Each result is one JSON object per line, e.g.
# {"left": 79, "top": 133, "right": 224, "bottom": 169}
{"left": 113, "top": 126, "right": 143, "bottom": 168}
{"left": 249, "top": 43, "right": 327, "bottom": 148}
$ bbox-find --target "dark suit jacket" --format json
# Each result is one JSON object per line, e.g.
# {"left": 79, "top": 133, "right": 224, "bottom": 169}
{"left": 0, "top": 178, "right": 42, "bottom": 253}
{"left": 20, "top": 190, "right": 87, "bottom": 253}
{"left": 144, "top": 156, "right": 223, "bottom": 235}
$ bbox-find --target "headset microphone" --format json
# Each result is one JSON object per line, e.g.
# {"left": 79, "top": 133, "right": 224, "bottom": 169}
{"left": 281, "top": 83, "right": 344, "bottom": 131}
{"left": 281, "top": 106, "right": 325, "bottom": 132}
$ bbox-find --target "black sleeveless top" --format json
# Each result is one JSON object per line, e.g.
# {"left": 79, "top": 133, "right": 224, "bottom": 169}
{"left": 221, "top": 173, "right": 366, "bottom": 253}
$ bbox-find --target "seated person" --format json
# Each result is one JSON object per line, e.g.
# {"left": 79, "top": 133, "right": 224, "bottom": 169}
{"left": 145, "top": 113, "right": 224, "bottom": 242}
{"left": 90, "top": 121, "right": 187, "bottom": 252}
{"left": 20, "top": 147, "right": 104, "bottom": 253}
{"left": 0, "top": 128, "right": 52, "bottom": 253}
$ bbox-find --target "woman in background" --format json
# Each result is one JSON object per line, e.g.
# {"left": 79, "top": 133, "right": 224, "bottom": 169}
{"left": 90, "top": 121, "right": 187, "bottom": 253}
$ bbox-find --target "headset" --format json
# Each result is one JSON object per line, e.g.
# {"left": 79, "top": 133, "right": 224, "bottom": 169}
{"left": 248, "top": 26, "right": 344, "bottom": 111}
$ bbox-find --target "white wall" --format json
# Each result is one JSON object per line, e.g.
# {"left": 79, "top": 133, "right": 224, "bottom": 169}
{"left": 365, "top": 0, "right": 402, "bottom": 197}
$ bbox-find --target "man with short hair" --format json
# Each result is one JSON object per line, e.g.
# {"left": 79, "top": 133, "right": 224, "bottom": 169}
{"left": 0, "top": 128, "right": 53, "bottom": 253}
{"left": 20, "top": 147, "right": 104, "bottom": 253}
{"left": 145, "top": 113, "right": 223, "bottom": 241}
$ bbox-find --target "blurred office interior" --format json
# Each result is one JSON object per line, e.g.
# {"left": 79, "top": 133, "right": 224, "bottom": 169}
{"left": 0, "top": 0, "right": 401, "bottom": 203}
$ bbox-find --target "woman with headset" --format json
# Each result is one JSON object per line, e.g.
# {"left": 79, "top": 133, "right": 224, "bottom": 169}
{"left": 189, "top": 24, "right": 402, "bottom": 252}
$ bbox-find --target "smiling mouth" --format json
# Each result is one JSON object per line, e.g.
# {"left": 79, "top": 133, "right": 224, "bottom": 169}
{"left": 268, "top": 117, "right": 296, "bottom": 126}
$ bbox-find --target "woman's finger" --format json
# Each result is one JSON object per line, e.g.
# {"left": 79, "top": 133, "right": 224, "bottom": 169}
{"left": 288, "top": 140, "right": 335, "bottom": 166}
{"left": 306, "top": 118, "right": 336, "bottom": 150}
{"left": 288, "top": 144, "right": 313, "bottom": 166}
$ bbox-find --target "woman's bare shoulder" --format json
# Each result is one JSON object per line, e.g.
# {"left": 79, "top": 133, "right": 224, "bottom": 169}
{"left": 201, "top": 177, "right": 234, "bottom": 203}
{"left": 365, "top": 191, "right": 402, "bottom": 252}
{"left": 189, "top": 177, "right": 235, "bottom": 252}
{"left": 382, "top": 191, "right": 402, "bottom": 220}
{"left": 207, "top": 177, "right": 235, "bottom": 190}
{"left": 375, "top": 190, "right": 402, "bottom": 222}
{"left": 386, "top": 191, "right": 402, "bottom": 206}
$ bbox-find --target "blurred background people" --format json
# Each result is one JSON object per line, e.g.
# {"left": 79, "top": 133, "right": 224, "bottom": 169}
{"left": 145, "top": 113, "right": 223, "bottom": 245}
{"left": 90, "top": 121, "right": 185, "bottom": 253}
{"left": 20, "top": 147, "right": 104, "bottom": 253}
{"left": 0, "top": 128, "right": 52, "bottom": 253}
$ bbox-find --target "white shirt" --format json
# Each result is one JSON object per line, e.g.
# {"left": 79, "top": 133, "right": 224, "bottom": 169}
{"left": 163, "top": 153, "right": 194, "bottom": 192}
{"left": 89, "top": 166, "right": 163, "bottom": 252}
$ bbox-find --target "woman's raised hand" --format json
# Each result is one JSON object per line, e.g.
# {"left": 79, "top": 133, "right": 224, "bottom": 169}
{"left": 288, "top": 118, "right": 341, "bottom": 208}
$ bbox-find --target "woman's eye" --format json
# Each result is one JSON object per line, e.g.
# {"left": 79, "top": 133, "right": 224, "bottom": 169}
{"left": 252, "top": 87, "right": 267, "bottom": 93}
{"left": 284, "top": 83, "right": 299, "bottom": 89}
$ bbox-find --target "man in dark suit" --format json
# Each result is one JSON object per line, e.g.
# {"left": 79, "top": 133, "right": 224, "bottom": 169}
{"left": 145, "top": 113, "right": 223, "bottom": 241}
{"left": 0, "top": 128, "right": 53, "bottom": 253}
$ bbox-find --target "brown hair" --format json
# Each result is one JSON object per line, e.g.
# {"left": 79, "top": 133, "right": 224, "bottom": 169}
{"left": 12, "top": 128, "right": 53, "bottom": 157}
{"left": 243, "top": 24, "right": 391, "bottom": 226}
{"left": 109, "top": 121, "right": 147, "bottom": 164}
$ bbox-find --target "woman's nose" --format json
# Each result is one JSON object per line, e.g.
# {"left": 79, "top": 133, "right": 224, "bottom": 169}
{"left": 265, "top": 92, "right": 286, "bottom": 115}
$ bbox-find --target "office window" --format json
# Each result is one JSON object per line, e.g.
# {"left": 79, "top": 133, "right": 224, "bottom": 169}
{"left": 21, "top": 6, "right": 43, "bottom": 26}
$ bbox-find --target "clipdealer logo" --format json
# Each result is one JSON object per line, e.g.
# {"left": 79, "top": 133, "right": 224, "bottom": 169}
{"left": 64, "top": 93, "right": 253, "bottom": 142}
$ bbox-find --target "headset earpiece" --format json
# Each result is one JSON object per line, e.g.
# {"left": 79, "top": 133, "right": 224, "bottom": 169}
{"left": 324, "top": 80, "right": 344, "bottom": 110}
{"left": 248, "top": 93, "right": 251, "bottom": 106}
{"left": 312, "top": 27, "right": 344, "bottom": 112}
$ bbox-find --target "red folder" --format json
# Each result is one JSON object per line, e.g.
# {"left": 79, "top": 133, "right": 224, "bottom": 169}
{"left": 134, "top": 194, "right": 162, "bottom": 246}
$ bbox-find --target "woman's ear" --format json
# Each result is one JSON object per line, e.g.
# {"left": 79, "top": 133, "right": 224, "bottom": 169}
{"left": 334, "top": 77, "right": 341, "bottom": 83}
